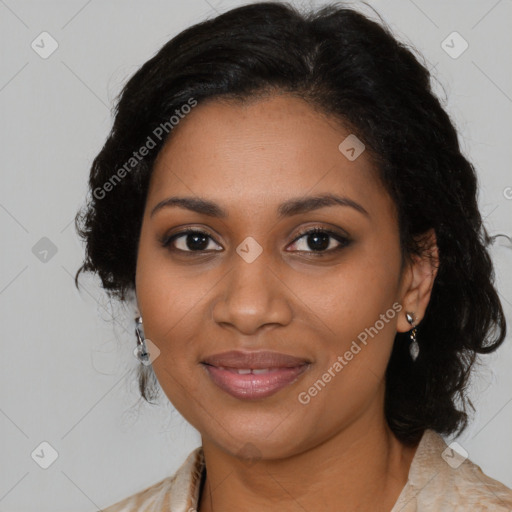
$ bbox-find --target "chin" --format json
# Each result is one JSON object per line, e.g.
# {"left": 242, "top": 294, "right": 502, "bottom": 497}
{"left": 201, "top": 410, "right": 313, "bottom": 460}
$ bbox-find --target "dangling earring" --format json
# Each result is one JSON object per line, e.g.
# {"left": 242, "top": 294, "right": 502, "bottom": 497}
{"left": 134, "top": 316, "right": 150, "bottom": 365}
{"left": 406, "top": 312, "right": 419, "bottom": 361}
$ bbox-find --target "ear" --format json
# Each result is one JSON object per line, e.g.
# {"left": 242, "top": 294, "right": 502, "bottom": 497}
{"left": 396, "top": 228, "right": 439, "bottom": 333}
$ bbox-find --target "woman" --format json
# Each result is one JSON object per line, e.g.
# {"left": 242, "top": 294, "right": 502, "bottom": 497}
{"left": 75, "top": 2, "right": 512, "bottom": 510}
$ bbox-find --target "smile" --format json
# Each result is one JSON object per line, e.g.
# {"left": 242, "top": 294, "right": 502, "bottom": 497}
{"left": 202, "top": 363, "right": 310, "bottom": 400}
{"left": 201, "top": 350, "right": 311, "bottom": 400}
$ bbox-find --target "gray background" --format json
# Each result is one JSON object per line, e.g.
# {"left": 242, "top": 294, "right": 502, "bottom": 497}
{"left": 0, "top": 0, "right": 511, "bottom": 510}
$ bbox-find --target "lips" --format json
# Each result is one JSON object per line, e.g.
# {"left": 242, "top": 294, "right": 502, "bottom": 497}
{"left": 201, "top": 350, "right": 311, "bottom": 400}
{"left": 202, "top": 350, "right": 310, "bottom": 369}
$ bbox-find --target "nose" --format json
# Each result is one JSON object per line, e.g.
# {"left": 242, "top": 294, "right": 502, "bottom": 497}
{"left": 211, "top": 251, "right": 293, "bottom": 336}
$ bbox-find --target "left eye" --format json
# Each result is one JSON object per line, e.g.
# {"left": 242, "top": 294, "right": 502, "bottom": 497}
{"left": 164, "top": 230, "right": 222, "bottom": 252}
{"left": 288, "top": 228, "right": 350, "bottom": 253}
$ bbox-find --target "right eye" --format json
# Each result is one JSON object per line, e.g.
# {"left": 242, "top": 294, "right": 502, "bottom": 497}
{"left": 161, "top": 229, "right": 223, "bottom": 253}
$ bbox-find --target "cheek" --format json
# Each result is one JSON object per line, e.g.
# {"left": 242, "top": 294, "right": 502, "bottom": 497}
{"left": 136, "top": 248, "right": 205, "bottom": 413}
{"left": 136, "top": 274, "right": 207, "bottom": 360}
{"left": 295, "top": 272, "right": 400, "bottom": 437}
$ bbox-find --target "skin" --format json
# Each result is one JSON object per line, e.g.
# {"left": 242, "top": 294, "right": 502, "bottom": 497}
{"left": 135, "top": 93, "right": 439, "bottom": 512}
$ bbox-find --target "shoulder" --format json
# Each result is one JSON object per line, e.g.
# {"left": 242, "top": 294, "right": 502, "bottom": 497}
{"left": 393, "top": 430, "right": 512, "bottom": 511}
{"left": 100, "top": 446, "right": 204, "bottom": 512}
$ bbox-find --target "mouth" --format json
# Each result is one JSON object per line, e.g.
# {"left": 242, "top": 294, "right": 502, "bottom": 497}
{"left": 201, "top": 350, "right": 311, "bottom": 400}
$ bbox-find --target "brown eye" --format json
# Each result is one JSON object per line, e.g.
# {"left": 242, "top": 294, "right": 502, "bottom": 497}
{"left": 288, "top": 228, "right": 351, "bottom": 253}
{"left": 162, "top": 229, "right": 222, "bottom": 253}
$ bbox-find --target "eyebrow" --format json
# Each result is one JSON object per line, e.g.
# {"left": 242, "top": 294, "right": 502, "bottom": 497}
{"left": 150, "top": 193, "right": 370, "bottom": 219}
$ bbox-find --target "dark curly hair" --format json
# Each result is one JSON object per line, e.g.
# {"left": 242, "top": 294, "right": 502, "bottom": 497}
{"left": 75, "top": 1, "right": 507, "bottom": 445}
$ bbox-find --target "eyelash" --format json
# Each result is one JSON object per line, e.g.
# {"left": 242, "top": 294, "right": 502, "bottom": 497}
{"left": 160, "top": 227, "right": 351, "bottom": 256}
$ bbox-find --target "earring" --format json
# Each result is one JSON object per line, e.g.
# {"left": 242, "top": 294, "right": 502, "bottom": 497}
{"left": 406, "top": 312, "right": 419, "bottom": 361}
{"left": 134, "top": 316, "right": 151, "bottom": 365}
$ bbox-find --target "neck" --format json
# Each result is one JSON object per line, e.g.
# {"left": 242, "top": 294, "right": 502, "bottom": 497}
{"left": 198, "top": 407, "right": 420, "bottom": 512}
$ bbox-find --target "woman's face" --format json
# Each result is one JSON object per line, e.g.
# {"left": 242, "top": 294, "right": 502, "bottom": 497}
{"left": 136, "top": 94, "right": 425, "bottom": 459}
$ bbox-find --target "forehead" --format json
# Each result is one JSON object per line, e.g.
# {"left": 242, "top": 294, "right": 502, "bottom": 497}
{"left": 148, "top": 94, "right": 393, "bottom": 219}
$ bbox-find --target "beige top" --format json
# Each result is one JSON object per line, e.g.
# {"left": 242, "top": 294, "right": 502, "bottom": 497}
{"left": 101, "top": 430, "right": 512, "bottom": 511}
